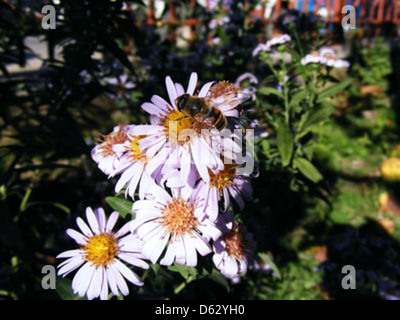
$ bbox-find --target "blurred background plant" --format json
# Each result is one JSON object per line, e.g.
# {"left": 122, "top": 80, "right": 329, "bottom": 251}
{"left": 1, "top": 0, "right": 400, "bottom": 300}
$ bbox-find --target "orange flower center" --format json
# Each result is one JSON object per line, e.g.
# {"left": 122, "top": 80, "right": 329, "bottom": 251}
{"left": 83, "top": 233, "right": 119, "bottom": 266}
{"left": 98, "top": 125, "right": 127, "bottom": 157}
{"left": 159, "top": 197, "right": 199, "bottom": 236}
{"left": 223, "top": 224, "right": 246, "bottom": 260}
{"left": 209, "top": 81, "right": 239, "bottom": 99}
{"left": 209, "top": 164, "right": 238, "bottom": 192}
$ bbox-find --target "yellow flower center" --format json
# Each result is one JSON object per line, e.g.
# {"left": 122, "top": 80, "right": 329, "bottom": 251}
{"left": 223, "top": 224, "right": 246, "bottom": 260}
{"left": 83, "top": 233, "right": 119, "bottom": 267}
{"left": 128, "top": 136, "right": 147, "bottom": 162}
{"left": 160, "top": 109, "right": 211, "bottom": 146}
{"left": 98, "top": 125, "right": 127, "bottom": 157}
{"left": 159, "top": 197, "right": 199, "bottom": 236}
{"left": 209, "top": 164, "right": 238, "bottom": 192}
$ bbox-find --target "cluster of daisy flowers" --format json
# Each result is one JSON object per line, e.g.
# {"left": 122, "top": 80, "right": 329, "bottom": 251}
{"left": 57, "top": 72, "right": 257, "bottom": 300}
{"left": 253, "top": 34, "right": 350, "bottom": 69}
{"left": 301, "top": 47, "right": 350, "bottom": 68}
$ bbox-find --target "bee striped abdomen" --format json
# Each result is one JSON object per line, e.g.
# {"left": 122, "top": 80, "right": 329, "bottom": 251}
{"left": 208, "top": 107, "right": 227, "bottom": 131}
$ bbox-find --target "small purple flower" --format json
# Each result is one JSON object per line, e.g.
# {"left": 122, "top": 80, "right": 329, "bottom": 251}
{"left": 253, "top": 34, "right": 291, "bottom": 56}
{"left": 235, "top": 73, "right": 258, "bottom": 100}
{"left": 209, "top": 16, "right": 230, "bottom": 29}
{"left": 252, "top": 259, "right": 272, "bottom": 273}
{"left": 265, "top": 34, "right": 291, "bottom": 50}
{"left": 107, "top": 74, "right": 136, "bottom": 99}
{"left": 252, "top": 43, "right": 270, "bottom": 56}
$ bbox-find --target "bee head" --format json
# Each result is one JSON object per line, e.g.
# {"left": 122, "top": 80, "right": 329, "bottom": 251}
{"left": 176, "top": 94, "right": 205, "bottom": 116}
{"left": 176, "top": 94, "right": 190, "bottom": 112}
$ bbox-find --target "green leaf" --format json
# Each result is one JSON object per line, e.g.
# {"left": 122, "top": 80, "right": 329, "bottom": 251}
{"left": 262, "top": 74, "right": 278, "bottom": 84}
{"left": 288, "top": 48, "right": 301, "bottom": 63}
{"left": 56, "top": 278, "right": 84, "bottom": 300}
{"left": 53, "top": 202, "right": 71, "bottom": 214}
{"left": 261, "top": 139, "right": 270, "bottom": 157}
{"left": 317, "top": 78, "right": 352, "bottom": 102}
{"left": 209, "top": 270, "right": 230, "bottom": 292}
{"left": 168, "top": 264, "right": 189, "bottom": 280}
{"left": 105, "top": 196, "right": 134, "bottom": 218}
{"left": 258, "top": 252, "right": 281, "bottom": 279}
{"left": 258, "top": 87, "right": 284, "bottom": 99}
{"left": 276, "top": 122, "right": 294, "bottom": 167}
{"left": 19, "top": 185, "right": 32, "bottom": 212}
{"left": 294, "top": 157, "right": 323, "bottom": 183}
{"left": 299, "top": 104, "right": 334, "bottom": 135}
{"left": 289, "top": 90, "right": 307, "bottom": 108}
{"left": 150, "top": 263, "right": 161, "bottom": 274}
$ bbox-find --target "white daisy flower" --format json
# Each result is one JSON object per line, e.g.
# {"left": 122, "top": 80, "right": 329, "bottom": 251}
{"left": 91, "top": 125, "right": 131, "bottom": 175}
{"left": 234, "top": 73, "right": 258, "bottom": 100}
{"left": 265, "top": 33, "right": 291, "bottom": 50}
{"left": 57, "top": 207, "right": 149, "bottom": 300}
{"left": 109, "top": 128, "right": 159, "bottom": 200}
{"left": 212, "top": 212, "right": 255, "bottom": 280}
{"left": 195, "top": 163, "right": 253, "bottom": 221}
{"left": 129, "top": 73, "right": 246, "bottom": 184}
{"left": 301, "top": 48, "right": 350, "bottom": 68}
{"left": 301, "top": 52, "right": 327, "bottom": 65}
{"left": 252, "top": 43, "right": 270, "bottom": 56}
{"left": 253, "top": 34, "right": 291, "bottom": 56}
{"left": 130, "top": 185, "right": 222, "bottom": 267}
{"left": 320, "top": 48, "right": 350, "bottom": 68}
{"left": 234, "top": 73, "right": 258, "bottom": 87}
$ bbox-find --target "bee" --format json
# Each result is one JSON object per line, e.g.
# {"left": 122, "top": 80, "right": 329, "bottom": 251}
{"left": 175, "top": 84, "right": 250, "bottom": 131}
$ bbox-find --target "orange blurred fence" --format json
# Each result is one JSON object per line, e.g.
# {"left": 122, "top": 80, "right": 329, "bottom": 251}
{"left": 143, "top": 0, "right": 400, "bottom": 38}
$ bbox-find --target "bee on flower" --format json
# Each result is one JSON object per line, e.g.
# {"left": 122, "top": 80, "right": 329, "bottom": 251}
{"left": 129, "top": 72, "right": 250, "bottom": 185}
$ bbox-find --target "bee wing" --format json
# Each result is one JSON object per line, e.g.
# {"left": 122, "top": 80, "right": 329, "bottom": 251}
{"left": 209, "top": 90, "right": 252, "bottom": 112}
